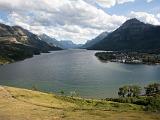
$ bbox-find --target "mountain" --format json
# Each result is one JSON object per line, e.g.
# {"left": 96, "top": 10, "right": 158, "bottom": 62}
{"left": 0, "top": 23, "right": 62, "bottom": 63}
{"left": 88, "top": 18, "right": 160, "bottom": 51}
{"left": 82, "top": 31, "right": 108, "bottom": 48}
{"left": 39, "top": 34, "right": 82, "bottom": 49}
{"left": 39, "top": 34, "right": 62, "bottom": 48}
{"left": 59, "top": 40, "right": 83, "bottom": 49}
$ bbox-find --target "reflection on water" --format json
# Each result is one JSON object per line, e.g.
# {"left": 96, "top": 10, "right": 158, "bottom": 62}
{"left": 0, "top": 49, "right": 160, "bottom": 98}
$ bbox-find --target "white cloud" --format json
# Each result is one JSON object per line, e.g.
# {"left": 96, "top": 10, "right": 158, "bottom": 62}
{"left": 0, "top": 0, "right": 159, "bottom": 44}
{"left": 95, "top": 0, "right": 116, "bottom": 8}
{"left": 146, "top": 0, "right": 153, "bottom": 3}
{"left": 157, "top": 13, "right": 160, "bottom": 19}
{"left": 95, "top": 0, "right": 135, "bottom": 8}
{"left": 117, "top": 0, "right": 135, "bottom": 4}
{"left": 130, "top": 11, "right": 160, "bottom": 25}
{"left": 0, "top": 0, "right": 127, "bottom": 43}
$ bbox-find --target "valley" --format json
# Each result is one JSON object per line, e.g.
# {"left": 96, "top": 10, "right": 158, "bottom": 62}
{"left": 0, "top": 18, "right": 160, "bottom": 120}
{"left": 0, "top": 0, "right": 160, "bottom": 119}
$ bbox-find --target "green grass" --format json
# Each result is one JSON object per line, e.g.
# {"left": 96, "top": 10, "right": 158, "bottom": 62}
{"left": 56, "top": 95, "right": 142, "bottom": 111}
{"left": 0, "top": 86, "right": 159, "bottom": 120}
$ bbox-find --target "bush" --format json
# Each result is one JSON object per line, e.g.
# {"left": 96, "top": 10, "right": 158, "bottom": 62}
{"left": 145, "top": 95, "right": 160, "bottom": 111}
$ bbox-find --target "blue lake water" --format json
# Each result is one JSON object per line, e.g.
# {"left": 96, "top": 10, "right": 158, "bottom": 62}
{"left": 0, "top": 49, "right": 160, "bottom": 98}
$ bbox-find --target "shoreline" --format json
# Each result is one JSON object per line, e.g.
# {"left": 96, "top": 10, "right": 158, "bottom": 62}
{"left": 95, "top": 52, "right": 160, "bottom": 65}
{"left": 98, "top": 59, "right": 160, "bottom": 65}
{"left": 0, "top": 85, "right": 159, "bottom": 120}
{"left": 0, "top": 50, "right": 54, "bottom": 65}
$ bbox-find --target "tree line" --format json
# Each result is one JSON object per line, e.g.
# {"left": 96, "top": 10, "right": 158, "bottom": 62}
{"left": 118, "top": 83, "right": 160, "bottom": 98}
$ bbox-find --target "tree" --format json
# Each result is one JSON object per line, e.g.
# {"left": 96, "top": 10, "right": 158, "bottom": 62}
{"left": 118, "top": 86, "right": 129, "bottom": 97}
{"left": 145, "top": 83, "right": 160, "bottom": 96}
{"left": 131, "top": 85, "right": 141, "bottom": 97}
{"left": 118, "top": 87, "right": 125, "bottom": 97}
{"left": 118, "top": 85, "right": 141, "bottom": 98}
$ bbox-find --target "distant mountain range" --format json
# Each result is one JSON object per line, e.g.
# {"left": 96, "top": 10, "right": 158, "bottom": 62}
{"left": 38, "top": 34, "right": 62, "bottom": 48}
{"left": 82, "top": 31, "right": 108, "bottom": 48}
{"left": 39, "top": 34, "right": 82, "bottom": 49}
{"left": 59, "top": 40, "right": 83, "bottom": 49}
{"left": 0, "top": 23, "right": 62, "bottom": 63}
{"left": 87, "top": 18, "right": 160, "bottom": 51}
{"left": 1, "top": 18, "right": 160, "bottom": 63}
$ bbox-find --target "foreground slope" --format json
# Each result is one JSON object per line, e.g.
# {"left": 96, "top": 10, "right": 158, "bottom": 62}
{"left": 88, "top": 18, "right": 160, "bottom": 51}
{"left": 0, "top": 86, "right": 159, "bottom": 120}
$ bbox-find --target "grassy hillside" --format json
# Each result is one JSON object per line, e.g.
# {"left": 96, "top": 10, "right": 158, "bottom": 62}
{"left": 0, "top": 56, "right": 11, "bottom": 64}
{"left": 0, "top": 86, "right": 159, "bottom": 120}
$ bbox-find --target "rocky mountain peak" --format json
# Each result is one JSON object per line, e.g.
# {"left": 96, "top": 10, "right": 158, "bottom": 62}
{"left": 120, "top": 18, "right": 147, "bottom": 30}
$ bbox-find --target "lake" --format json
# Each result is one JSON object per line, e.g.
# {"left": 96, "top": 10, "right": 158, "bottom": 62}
{"left": 0, "top": 49, "right": 160, "bottom": 98}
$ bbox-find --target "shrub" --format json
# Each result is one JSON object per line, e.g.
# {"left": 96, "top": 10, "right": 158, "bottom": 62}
{"left": 145, "top": 95, "right": 160, "bottom": 111}
{"left": 145, "top": 83, "right": 160, "bottom": 96}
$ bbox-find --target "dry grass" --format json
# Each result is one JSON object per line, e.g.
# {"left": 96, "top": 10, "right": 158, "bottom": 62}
{"left": 0, "top": 86, "right": 159, "bottom": 120}
{"left": 0, "top": 59, "right": 10, "bottom": 64}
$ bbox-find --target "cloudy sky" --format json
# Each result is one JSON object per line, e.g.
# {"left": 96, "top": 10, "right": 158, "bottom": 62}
{"left": 0, "top": 0, "right": 160, "bottom": 44}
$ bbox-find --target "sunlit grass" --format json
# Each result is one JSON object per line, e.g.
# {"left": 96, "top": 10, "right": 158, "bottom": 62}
{"left": 0, "top": 56, "right": 11, "bottom": 64}
{"left": 0, "top": 86, "right": 159, "bottom": 120}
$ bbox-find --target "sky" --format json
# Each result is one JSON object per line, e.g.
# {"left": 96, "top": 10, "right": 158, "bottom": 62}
{"left": 0, "top": 0, "right": 160, "bottom": 44}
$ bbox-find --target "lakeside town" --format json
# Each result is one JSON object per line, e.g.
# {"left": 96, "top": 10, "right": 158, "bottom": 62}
{"left": 95, "top": 51, "right": 160, "bottom": 65}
